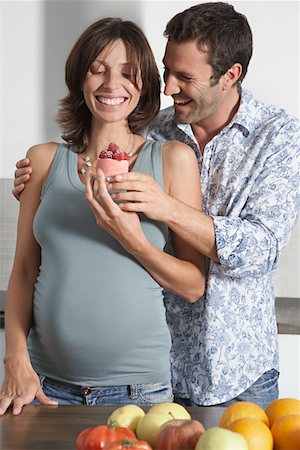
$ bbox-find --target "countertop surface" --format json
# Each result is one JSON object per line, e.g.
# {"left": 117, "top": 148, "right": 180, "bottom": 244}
{"left": 0, "top": 404, "right": 224, "bottom": 450}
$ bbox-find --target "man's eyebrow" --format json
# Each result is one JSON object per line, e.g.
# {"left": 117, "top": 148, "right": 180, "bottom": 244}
{"left": 163, "top": 65, "right": 194, "bottom": 78}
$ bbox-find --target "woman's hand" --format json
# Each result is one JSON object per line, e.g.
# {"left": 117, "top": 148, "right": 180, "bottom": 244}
{"left": 0, "top": 358, "right": 58, "bottom": 415}
{"left": 84, "top": 170, "right": 148, "bottom": 255}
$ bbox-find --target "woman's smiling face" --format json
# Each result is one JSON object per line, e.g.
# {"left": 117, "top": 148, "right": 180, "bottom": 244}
{"left": 82, "top": 39, "right": 142, "bottom": 126}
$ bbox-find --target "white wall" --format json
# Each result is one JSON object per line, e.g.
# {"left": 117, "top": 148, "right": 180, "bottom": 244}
{"left": 0, "top": 0, "right": 299, "bottom": 299}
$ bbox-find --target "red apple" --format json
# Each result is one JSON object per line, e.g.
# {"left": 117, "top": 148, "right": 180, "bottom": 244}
{"left": 155, "top": 419, "right": 205, "bottom": 450}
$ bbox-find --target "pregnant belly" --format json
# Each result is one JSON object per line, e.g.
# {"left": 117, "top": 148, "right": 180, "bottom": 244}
{"left": 29, "top": 288, "right": 170, "bottom": 383}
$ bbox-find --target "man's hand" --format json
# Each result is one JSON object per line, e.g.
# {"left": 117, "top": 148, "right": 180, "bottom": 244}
{"left": 107, "top": 172, "right": 174, "bottom": 223}
{"left": 12, "top": 158, "right": 32, "bottom": 200}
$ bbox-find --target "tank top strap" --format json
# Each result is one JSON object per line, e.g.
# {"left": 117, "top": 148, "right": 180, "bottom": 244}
{"left": 41, "top": 143, "right": 73, "bottom": 199}
{"left": 134, "top": 140, "right": 164, "bottom": 190}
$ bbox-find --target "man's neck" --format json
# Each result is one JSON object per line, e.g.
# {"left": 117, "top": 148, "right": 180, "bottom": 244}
{"left": 192, "top": 89, "right": 241, "bottom": 153}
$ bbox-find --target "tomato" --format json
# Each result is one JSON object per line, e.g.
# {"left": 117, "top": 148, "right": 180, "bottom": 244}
{"left": 76, "top": 428, "right": 95, "bottom": 450}
{"left": 76, "top": 425, "right": 136, "bottom": 450}
{"left": 103, "top": 438, "right": 152, "bottom": 450}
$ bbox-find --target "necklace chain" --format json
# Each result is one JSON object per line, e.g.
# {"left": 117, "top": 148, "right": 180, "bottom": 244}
{"left": 78, "top": 134, "right": 136, "bottom": 175}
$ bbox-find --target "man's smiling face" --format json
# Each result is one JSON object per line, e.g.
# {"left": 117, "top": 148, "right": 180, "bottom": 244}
{"left": 163, "top": 40, "right": 223, "bottom": 125}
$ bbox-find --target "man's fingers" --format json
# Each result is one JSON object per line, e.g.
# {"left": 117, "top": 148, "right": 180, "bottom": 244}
{"left": 119, "top": 201, "right": 147, "bottom": 212}
{"left": 114, "top": 171, "right": 149, "bottom": 182}
{"left": 14, "top": 173, "right": 31, "bottom": 186}
{"left": 12, "top": 185, "right": 24, "bottom": 200}
{"left": 107, "top": 180, "right": 146, "bottom": 192}
{"left": 111, "top": 191, "right": 145, "bottom": 202}
{"left": 15, "top": 158, "right": 31, "bottom": 169}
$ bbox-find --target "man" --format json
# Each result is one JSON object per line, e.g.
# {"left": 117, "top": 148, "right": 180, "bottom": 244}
{"left": 12, "top": 3, "right": 300, "bottom": 408}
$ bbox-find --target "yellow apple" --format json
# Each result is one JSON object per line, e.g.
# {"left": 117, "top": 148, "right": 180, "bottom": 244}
{"left": 147, "top": 402, "right": 191, "bottom": 420}
{"left": 195, "top": 427, "right": 249, "bottom": 450}
{"left": 107, "top": 404, "right": 145, "bottom": 432}
{"left": 136, "top": 412, "right": 174, "bottom": 447}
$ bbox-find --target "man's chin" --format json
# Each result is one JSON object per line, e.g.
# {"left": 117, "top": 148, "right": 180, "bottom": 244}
{"left": 174, "top": 110, "right": 192, "bottom": 124}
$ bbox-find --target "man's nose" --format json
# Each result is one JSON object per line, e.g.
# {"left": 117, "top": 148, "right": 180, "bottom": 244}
{"left": 164, "top": 75, "right": 181, "bottom": 96}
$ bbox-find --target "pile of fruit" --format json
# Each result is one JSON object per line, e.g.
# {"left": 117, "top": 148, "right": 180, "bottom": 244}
{"left": 76, "top": 398, "right": 300, "bottom": 449}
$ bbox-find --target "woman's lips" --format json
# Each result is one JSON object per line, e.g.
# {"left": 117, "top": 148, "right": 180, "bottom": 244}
{"left": 96, "top": 96, "right": 127, "bottom": 106}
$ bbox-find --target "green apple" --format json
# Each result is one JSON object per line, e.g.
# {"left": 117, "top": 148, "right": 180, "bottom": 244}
{"left": 136, "top": 412, "right": 174, "bottom": 447}
{"left": 147, "top": 402, "right": 191, "bottom": 420}
{"left": 107, "top": 404, "right": 145, "bottom": 432}
{"left": 195, "top": 427, "right": 249, "bottom": 450}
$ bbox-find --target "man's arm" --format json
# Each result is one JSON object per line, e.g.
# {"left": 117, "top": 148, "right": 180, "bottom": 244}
{"left": 108, "top": 171, "right": 219, "bottom": 262}
{"left": 108, "top": 121, "right": 300, "bottom": 276}
{"left": 12, "top": 158, "right": 32, "bottom": 200}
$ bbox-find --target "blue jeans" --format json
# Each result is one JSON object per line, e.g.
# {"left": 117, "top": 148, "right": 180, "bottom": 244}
{"left": 38, "top": 376, "right": 173, "bottom": 406}
{"left": 175, "top": 369, "right": 279, "bottom": 410}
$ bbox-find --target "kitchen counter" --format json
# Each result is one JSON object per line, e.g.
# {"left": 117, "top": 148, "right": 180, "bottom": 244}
{"left": 0, "top": 404, "right": 224, "bottom": 450}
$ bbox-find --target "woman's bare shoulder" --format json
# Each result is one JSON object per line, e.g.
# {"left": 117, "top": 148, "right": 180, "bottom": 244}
{"left": 26, "top": 141, "right": 60, "bottom": 161}
{"left": 161, "top": 140, "right": 201, "bottom": 199}
{"left": 25, "top": 142, "right": 61, "bottom": 181}
{"left": 162, "top": 140, "right": 198, "bottom": 172}
{"left": 162, "top": 139, "right": 197, "bottom": 163}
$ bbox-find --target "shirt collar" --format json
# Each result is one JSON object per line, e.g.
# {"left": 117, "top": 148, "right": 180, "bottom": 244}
{"left": 230, "top": 87, "right": 256, "bottom": 137}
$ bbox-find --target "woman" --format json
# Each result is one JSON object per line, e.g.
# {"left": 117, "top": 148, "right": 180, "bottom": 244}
{"left": 0, "top": 18, "right": 205, "bottom": 415}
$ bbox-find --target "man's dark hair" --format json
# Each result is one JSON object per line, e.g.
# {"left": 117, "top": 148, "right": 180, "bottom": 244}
{"left": 164, "top": 2, "right": 252, "bottom": 85}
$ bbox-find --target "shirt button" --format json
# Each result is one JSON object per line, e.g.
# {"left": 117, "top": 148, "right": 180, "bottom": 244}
{"left": 81, "top": 387, "right": 92, "bottom": 395}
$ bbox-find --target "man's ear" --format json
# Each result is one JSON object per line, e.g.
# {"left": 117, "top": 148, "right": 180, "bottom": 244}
{"left": 221, "top": 63, "right": 242, "bottom": 90}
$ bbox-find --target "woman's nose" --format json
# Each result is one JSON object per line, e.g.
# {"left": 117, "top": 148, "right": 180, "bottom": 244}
{"left": 103, "top": 71, "right": 120, "bottom": 90}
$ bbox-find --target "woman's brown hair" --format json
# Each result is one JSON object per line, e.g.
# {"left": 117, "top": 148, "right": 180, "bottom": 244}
{"left": 57, "top": 18, "right": 161, "bottom": 150}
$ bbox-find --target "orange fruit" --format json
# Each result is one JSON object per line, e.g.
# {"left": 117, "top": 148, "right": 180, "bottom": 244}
{"left": 265, "top": 397, "right": 300, "bottom": 427}
{"left": 220, "top": 401, "right": 269, "bottom": 428}
{"left": 228, "top": 417, "right": 273, "bottom": 450}
{"left": 271, "top": 414, "right": 300, "bottom": 449}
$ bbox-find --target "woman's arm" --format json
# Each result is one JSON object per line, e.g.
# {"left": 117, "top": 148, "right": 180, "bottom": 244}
{"left": 0, "top": 143, "right": 59, "bottom": 415}
{"left": 127, "top": 140, "right": 205, "bottom": 301}
{"left": 85, "top": 141, "right": 205, "bottom": 302}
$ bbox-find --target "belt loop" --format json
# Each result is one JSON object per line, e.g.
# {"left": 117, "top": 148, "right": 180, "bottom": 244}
{"left": 129, "top": 384, "right": 138, "bottom": 400}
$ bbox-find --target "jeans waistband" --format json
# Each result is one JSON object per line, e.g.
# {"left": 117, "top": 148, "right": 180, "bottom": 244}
{"left": 41, "top": 375, "right": 136, "bottom": 397}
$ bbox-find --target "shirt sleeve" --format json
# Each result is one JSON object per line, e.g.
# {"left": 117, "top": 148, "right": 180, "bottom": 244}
{"left": 213, "top": 118, "right": 300, "bottom": 278}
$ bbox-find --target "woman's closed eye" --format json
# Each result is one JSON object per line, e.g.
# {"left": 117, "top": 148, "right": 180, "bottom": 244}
{"left": 90, "top": 61, "right": 105, "bottom": 74}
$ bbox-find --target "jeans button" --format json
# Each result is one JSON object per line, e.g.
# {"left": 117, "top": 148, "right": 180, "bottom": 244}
{"left": 81, "top": 387, "right": 92, "bottom": 395}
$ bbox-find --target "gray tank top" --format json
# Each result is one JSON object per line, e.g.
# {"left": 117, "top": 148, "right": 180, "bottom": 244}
{"left": 28, "top": 141, "right": 171, "bottom": 386}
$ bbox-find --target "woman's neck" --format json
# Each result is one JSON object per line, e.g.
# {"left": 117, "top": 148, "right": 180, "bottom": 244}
{"left": 84, "top": 123, "right": 134, "bottom": 159}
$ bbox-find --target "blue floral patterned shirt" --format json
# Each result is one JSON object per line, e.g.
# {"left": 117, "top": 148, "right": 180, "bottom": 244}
{"left": 144, "top": 88, "right": 300, "bottom": 405}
